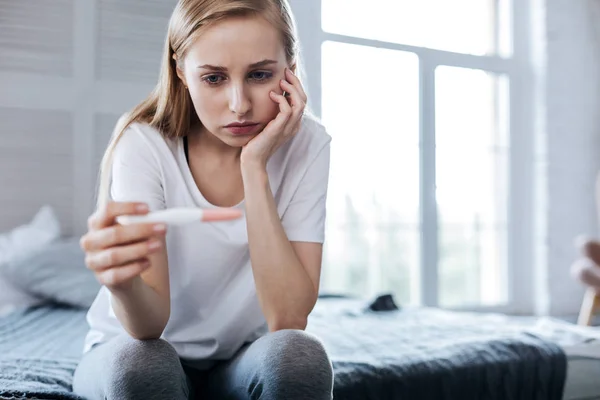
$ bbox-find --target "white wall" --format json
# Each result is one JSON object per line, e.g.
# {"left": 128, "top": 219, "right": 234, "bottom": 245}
{"left": 0, "top": 0, "right": 319, "bottom": 238}
{"left": 0, "top": 0, "right": 174, "bottom": 236}
{"left": 536, "top": 0, "right": 600, "bottom": 316}
{"left": 1, "top": 0, "right": 600, "bottom": 315}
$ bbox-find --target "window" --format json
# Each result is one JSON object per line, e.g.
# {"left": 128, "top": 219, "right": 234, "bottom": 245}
{"left": 320, "top": 42, "right": 419, "bottom": 305}
{"left": 313, "top": 0, "right": 524, "bottom": 311}
{"left": 322, "top": 0, "right": 510, "bottom": 57}
{"left": 435, "top": 66, "right": 509, "bottom": 307}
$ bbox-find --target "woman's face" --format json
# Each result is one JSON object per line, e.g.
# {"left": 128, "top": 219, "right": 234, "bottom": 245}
{"left": 177, "top": 15, "right": 290, "bottom": 148}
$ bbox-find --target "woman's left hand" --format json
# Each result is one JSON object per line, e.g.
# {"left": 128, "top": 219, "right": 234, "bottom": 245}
{"left": 240, "top": 68, "right": 307, "bottom": 171}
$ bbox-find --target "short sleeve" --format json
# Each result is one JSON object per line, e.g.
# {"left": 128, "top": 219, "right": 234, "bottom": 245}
{"left": 109, "top": 126, "right": 166, "bottom": 212}
{"left": 281, "top": 141, "right": 331, "bottom": 243}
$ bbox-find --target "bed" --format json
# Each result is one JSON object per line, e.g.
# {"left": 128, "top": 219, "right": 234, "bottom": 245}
{"left": 0, "top": 207, "right": 597, "bottom": 399}
{"left": 0, "top": 296, "right": 598, "bottom": 400}
{"left": 310, "top": 296, "right": 600, "bottom": 400}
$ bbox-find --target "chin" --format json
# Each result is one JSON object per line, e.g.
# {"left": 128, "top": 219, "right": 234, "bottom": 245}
{"left": 222, "top": 133, "right": 256, "bottom": 148}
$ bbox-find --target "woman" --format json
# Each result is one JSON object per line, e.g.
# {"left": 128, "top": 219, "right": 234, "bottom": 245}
{"left": 74, "top": 0, "right": 334, "bottom": 399}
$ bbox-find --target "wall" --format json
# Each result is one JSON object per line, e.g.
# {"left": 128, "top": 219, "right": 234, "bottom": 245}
{"left": 537, "top": 0, "right": 600, "bottom": 316}
{"left": 2, "top": 0, "right": 600, "bottom": 316}
{"left": 0, "top": 0, "right": 319, "bottom": 237}
{"left": 0, "top": 0, "right": 177, "bottom": 236}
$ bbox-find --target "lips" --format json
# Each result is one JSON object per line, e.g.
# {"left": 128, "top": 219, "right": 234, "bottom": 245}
{"left": 224, "top": 122, "right": 260, "bottom": 135}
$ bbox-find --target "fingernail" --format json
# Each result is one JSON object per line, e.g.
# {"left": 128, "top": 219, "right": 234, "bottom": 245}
{"left": 137, "top": 204, "right": 149, "bottom": 212}
{"left": 142, "top": 260, "right": 151, "bottom": 268}
{"left": 153, "top": 224, "right": 166, "bottom": 233}
{"left": 148, "top": 240, "right": 161, "bottom": 250}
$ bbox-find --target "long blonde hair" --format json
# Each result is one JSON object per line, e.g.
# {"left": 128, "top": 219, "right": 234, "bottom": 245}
{"left": 96, "top": 0, "right": 302, "bottom": 210}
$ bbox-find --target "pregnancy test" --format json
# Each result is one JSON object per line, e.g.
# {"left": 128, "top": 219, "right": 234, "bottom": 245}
{"left": 116, "top": 207, "right": 243, "bottom": 226}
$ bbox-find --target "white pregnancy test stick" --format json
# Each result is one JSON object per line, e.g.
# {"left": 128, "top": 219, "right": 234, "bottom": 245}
{"left": 116, "top": 207, "right": 243, "bottom": 226}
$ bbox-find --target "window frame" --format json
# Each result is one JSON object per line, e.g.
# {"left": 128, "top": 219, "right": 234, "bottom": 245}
{"left": 294, "top": 0, "right": 534, "bottom": 313}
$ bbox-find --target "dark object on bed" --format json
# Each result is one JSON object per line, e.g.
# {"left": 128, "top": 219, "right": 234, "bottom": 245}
{"left": 308, "top": 296, "right": 567, "bottom": 400}
{"left": 367, "top": 293, "right": 399, "bottom": 312}
{"left": 0, "top": 297, "right": 567, "bottom": 400}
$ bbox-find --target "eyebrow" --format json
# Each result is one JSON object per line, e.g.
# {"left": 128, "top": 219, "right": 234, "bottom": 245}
{"left": 197, "top": 59, "right": 278, "bottom": 71}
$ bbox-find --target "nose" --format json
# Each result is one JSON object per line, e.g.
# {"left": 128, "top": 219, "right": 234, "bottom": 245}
{"left": 228, "top": 83, "right": 251, "bottom": 116}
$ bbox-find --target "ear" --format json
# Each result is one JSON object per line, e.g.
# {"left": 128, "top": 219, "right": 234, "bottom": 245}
{"left": 172, "top": 54, "right": 188, "bottom": 87}
{"left": 290, "top": 63, "right": 297, "bottom": 74}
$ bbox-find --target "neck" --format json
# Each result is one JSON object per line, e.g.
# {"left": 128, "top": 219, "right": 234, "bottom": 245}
{"left": 190, "top": 125, "right": 242, "bottom": 164}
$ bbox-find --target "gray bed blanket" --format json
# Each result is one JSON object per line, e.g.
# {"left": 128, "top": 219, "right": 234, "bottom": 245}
{"left": 0, "top": 305, "right": 87, "bottom": 399}
{"left": 0, "top": 298, "right": 567, "bottom": 399}
{"left": 307, "top": 297, "right": 568, "bottom": 400}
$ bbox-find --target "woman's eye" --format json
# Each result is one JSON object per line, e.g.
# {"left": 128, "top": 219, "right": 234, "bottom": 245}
{"left": 249, "top": 71, "right": 272, "bottom": 81}
{"left": 202, "top": 75, "right": 224, "bottom": 85}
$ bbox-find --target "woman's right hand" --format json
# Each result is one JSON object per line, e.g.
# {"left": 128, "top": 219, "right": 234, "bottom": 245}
{"left": 80, "top": 201, "right": 167, "bottom": 292}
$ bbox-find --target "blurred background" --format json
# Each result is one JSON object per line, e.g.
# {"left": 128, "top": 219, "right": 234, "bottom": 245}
{"left": 1, "top": 0, "right": 599, "bottom": 318}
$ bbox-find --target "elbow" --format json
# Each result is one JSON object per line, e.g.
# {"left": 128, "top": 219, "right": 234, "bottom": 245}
{"left": 130, "top": 333, "right": 162, "bottom": 341}
{"left": 128, "top": 327, "right": 165, "bottom": 341}
{"left": 125, "top": 318, "right": 168, "bottom": 341}
{"left": 268, "top": 315, "right": 308, "bottom": 332}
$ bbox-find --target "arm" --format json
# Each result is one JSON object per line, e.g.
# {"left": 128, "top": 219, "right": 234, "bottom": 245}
{"left": 110, "top": 236, "right": 170, "bottom": 340}
{"left": 240, "top": 68, "right": 329, "bottom": 331}
{"left": 85, "top": 127, "right": 171, "bottom": 340}
{"left": 242, "top": 163, "right": 322, "bottom": 331}
{"left": 82, "top": 202, "right": 171, "bottom": 340}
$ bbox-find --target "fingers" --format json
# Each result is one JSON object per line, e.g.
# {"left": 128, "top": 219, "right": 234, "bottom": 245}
{"left": 280, "top": 79, "right": 305, "bottom": 119}
{"left": 279, "top": 69, "right": 306, "bottom": 139}
{"left": 96, "top": 260, "right": 151, "bottom": 288}
{"left": 269, "top": 90, "right": 293, "bottom": 132}
{"left": 88, "top": 201, "right": 150, "bottom": 231}
{"left": 281, "top": 68, "right": 306, "bottom": 114}
{"left": 80, "top": 222, "right": 166, "bottom": 252}
{"left": 85, "top": 238, "right": 163, "bottom": 272}
{"left": 82, "top": 201, "right": 164, "bottom": 290}
{"left": 285, "top": 68, "right": 307, "bottom": 103}
{"left": 263, "top": 68, "right": 306, "bottom": 140}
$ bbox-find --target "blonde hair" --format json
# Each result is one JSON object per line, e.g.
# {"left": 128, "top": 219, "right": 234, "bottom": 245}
{"left": 96, "top": 0, "right": 302, "bottom": 210}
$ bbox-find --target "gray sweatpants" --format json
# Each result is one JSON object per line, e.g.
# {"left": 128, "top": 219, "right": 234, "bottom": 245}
{"left": 72, "top": 329, "right": 334, "bottom": 400}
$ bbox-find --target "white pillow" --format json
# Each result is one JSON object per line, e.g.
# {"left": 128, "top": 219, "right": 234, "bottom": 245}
{"left": 0, "top": 277, "right": 42, "bottom": 317}
{"left": 0, "top": 206, "right": 61, "bottom": 316}
{"left": 4, "top": 238, "right": 101, "bottom": 309}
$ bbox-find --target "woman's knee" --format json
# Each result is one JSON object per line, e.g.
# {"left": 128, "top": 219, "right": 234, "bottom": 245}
{"left": 261, "top": 329, "right": 333, "bottom": 399}
{"left": 104, "top": 336, "right": 188, "bottom": 399}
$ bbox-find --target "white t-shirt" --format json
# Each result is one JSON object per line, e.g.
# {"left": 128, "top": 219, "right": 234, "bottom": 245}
{"left": 83, "top": 115, "right": 331, "bottom": 361}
